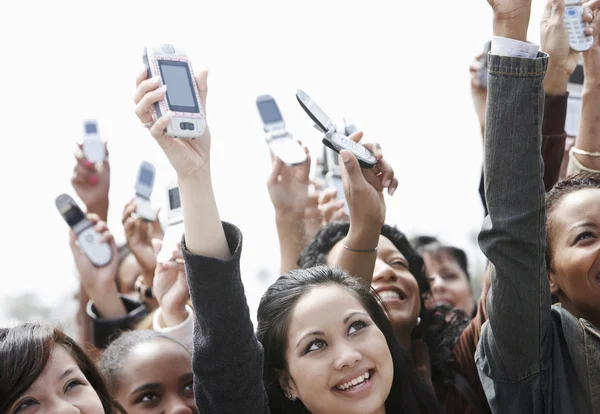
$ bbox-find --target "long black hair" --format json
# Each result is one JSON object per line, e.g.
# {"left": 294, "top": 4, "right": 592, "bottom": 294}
{"left": 256, "top": 265, "right": 444, "bottom": 413}
{"left": 297, "top": 221, "right": 468, "bottom": 387}
{"left": 0, "top": 322, "right": 116, "bottom": 413}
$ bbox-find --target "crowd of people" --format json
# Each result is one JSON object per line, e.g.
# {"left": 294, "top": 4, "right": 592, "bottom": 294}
{"left": 2, "top": 0, "right": 600, "bottom": 412}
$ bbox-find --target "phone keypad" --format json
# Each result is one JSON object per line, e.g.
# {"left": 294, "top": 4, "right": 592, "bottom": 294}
{"left": 330, "top": 133, "right": 377, "bottom": 165}
{"left": 565, "top": 6, "right": 594, "bottom": 50}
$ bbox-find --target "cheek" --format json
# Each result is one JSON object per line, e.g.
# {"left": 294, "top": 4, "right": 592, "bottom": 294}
{"left": 78, "top": 387, "right": 105, "bottom": 411}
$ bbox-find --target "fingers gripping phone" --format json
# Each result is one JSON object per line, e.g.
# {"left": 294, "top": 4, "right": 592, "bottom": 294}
{"left": 135, "top": 161, "right": 157, "bottom": 222}
{"left": 477, "top": 41, "right": 492, "bottom": 89}
{"left": 256, "top": 95, "right": 306, "bottom": 166}
{"left": 143, "top": 44, "right": 206, "bottom": 138}
{"left": 156, "top": 182, "right": 184, "bottom": 263}
{"left": 566, "top": 62, "right": 584, "bottom": 137}
{"left": 82, "top": 120, "right": 105, "bottom": 164}
{"left": 295, "top": 89, "right": 377, "bottom": 168}
{"left": 56, "top": 194, "right": 112, "bottom": 267}
{"left": 565, "top": 1, "right": 594, "bottom": 51}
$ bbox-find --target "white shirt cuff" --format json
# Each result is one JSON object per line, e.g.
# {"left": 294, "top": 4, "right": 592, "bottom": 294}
{"left": 491, "top": 36, "right": 540, "bottom": 58}
{"left": 152, "top": 305, "right": 194, "bottom": 350}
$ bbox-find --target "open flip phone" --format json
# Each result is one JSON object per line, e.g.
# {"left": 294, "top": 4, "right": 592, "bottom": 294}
{"left": 82, "top": 120, "right": 105, "bottom": 164}
{"left": 295, "top": 89, "right": 377, "bottom": 168}
{"left": 256, "top": 94, "right": 306, "bottom": 166}
{"left": 566, "top": 62, "right": 584, "bottom": 137}
{"left": 565, "top": 1, "right": 594, "bottom": 51}
{"left": 143, "top": 44, "right": 206, "bottom": 138}
{"left": 135, "top": 161, "right": 156, "bottom": 222}
{"left": 156, "top": 181, "right": 184, "bottom": 263}
{"left": 56, "top": 194, "right": 112, "bottom": 267}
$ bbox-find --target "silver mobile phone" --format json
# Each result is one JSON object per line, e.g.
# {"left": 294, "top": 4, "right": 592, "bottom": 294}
{"left": 82, "top": 120, "right": 105, "bottom": 164}
{"left": 56, "top": 194, "right": 112, "bottom": 267}
{"left": 156, "top": 181, "right": 184, "bottom": 263}
{"left": 256, "top": 94, "right": 306, "bottom": 166}
{"left": 295, "top": 89, "right": 377, "bottom": 168}
{"left": 135, "top": 161, "right": 156, "bottom": 221}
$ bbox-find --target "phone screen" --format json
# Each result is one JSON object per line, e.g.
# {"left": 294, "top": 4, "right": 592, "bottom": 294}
{"left": 62, "top": 204, "right": 86, "bottom": 227}
{"left": 168, "top": 187, "right": 181, "bottom": 210}
{"left": 139, "top": 168, "right": 154, "bottom": 186}
{"left": 257, "top": 100, "right": 283, "bottom": 124}
{"left": 159, "top": 61, "right": 199, "bottom": 112}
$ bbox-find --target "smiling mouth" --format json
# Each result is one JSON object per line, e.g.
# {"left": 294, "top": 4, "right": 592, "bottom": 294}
{"left": 333, "top": 369, "right": 373, "bottom": 392}
{"left": 377, "top": 287, "right": 407, "bottom": 302}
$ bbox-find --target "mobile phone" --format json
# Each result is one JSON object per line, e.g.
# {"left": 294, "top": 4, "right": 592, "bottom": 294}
{"left": 143, "top": 44, "right": 206, "bottom": 138}
{"left": 477, "top": 41, "right": 492, "bottom": 88}
{"left": 55, "top": 194, "right": 112, "bottom": 267}
{"left": 135, "top": 161, "right": 156, "bottom": 222}
{"left": 566, "top": 63, "right": 584, "bottom": 137}
{"left": 156, "top": 181, "right": 184, "bottom": 263}
{"left": 325, "top": 147, "right": 350, "bottom": 217}
{"left": 565, "top": 1, "right": 593, "bottom": 51}
{"left": 82, "top": 120, "right": 105, "bottom": 164}
{"left": 295, "top": 89, "right": 377, "bottom": 168}
{"left": 256, "top": 94, "right": 306, "bottom": 166}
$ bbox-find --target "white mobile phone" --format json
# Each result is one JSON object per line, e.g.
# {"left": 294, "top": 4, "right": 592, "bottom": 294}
{"left": 56, "top": 194, "right": 112, "bottom": 267}
{"left": 156, "top": 182, "right": 184, "bottom": 263}
{"left": 135, "top": 161, "right": 156, "bottom": 222}
{"left": 566, "top": 63, "right": 584, "bottom": 137}
{"left": 256, "top": 94, "right": 306, "bottom": 166}
{"left": 82, "top": 120, "right": 105, "bottom": 164}
{"left": 565, "top": 1, "right": 593, "bottom": 52}
{"left": 296, "top": 89, "right": 377, "bottom": 168}
{"left": 143, "top": 44, "right": 206, "bottom": 138}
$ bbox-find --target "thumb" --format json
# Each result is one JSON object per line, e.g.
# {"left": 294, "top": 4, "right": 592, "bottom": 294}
{"left": 152, "top": 238, "right": 163, "bottom": 257}
{"left": 339, "top": 149, "right": 362, "bottom": 188}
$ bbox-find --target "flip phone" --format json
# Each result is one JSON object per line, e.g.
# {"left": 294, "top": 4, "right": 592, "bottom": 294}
{"left": 156, "top": 182, "right": 184, "bottom": 263}
{"left": 565, "top": 1, "right": 594, "bottom": 51}
{"left": 82, "top": 120, "right": 105, "bottom": 164}
{"left": 135, "top": 161, "right": 156, "bottom": 221}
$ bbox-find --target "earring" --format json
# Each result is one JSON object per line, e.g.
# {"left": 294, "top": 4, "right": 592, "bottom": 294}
{"left": 284, "top": 392, "right": 294, "bottom": 400}
{"left": 416, "top": 316, "right": 422, "bottom": 326}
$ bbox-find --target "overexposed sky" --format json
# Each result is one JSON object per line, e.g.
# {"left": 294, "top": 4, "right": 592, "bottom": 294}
{"left": 0, "top": 0, "right": 548, "bottom": 321}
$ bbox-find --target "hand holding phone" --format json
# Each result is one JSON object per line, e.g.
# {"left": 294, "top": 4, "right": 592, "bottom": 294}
{"left": 57, "top": 194, "right": 112, "bottom": 267}
{"left": 135, "top": 161, "right": 157, "bottom": 221}
{"left": 295, "top": 89, "right": 377, "bottom": 168}
{"left": 564, "top": 1, "right": 594, "bottom": 51}
{"left": 143, "top": 44, "right": 206, "bottom": 138}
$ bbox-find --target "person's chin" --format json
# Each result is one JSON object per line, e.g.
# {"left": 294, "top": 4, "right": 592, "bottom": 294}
{"left": 387, "top": 307, "right": 418, "bottom": 331}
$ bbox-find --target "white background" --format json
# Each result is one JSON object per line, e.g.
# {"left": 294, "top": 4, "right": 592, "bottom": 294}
{"left": 0, "top": 0, "right": 548, "bottom": 324}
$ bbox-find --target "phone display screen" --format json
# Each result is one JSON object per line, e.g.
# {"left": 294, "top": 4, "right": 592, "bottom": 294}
{"left": 62, "top": 204, "right": 86, "bottom": 227}
{"left": 159, "top": 61, "right": 199, "bottom": 112}
{"left": 168, "top": 187, "right": 181, "bottom": 210}
{"left": 258, "top": 100, "right": 283, "bottom": 124}
{"left": 139, "top": 168, "right": 154, "bottom": 186}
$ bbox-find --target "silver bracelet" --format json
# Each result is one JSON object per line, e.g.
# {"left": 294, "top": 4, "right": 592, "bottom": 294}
{"left": 572, "top": 147, "right": 600, "bottom": 157}
{"left": 342, "top": 239, "right": 377, "bottom": 253}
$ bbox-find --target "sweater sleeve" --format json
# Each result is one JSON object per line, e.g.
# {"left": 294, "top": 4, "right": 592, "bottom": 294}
{"left": 541, "top": 93, "right": 568, "bottom": 191}
{"left": 87, "top": 296, "right": 149, "bottom": 349}
{"left": 182, "top": 222, "right": 270, "bottom": 414}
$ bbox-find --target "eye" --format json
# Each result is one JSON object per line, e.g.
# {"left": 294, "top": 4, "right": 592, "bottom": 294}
{"left": 64, "top": 379, "right": 84, "bottom": 393}
{"left": 441, "top": 272, "right": 459, "bottom": 281}
{"left": 390, "top": 259, "right": 408, "bottom": 269}
{"left": 348, "top": 320, "right": 368, "bottom": 335}
{"left": 576, "top": 231, "right": 596, "bottom": 243}
{"left": 183, "top": 382, "right": 194, "bottom": 397}
{"left": 305, "top": 339, "right": 327, "bottom": 354}
{"left": 14, "top": 398, "right": 37, "bottom": 413}
{"left": 136, "top": 392, "right": 160, "bottom": 404}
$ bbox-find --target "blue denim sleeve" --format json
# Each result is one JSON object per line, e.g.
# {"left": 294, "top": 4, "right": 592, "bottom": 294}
{"left": 476, "top": 52, "right": 553, "bottom": 400}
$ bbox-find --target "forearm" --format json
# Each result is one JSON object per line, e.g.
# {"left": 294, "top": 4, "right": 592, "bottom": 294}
{"left": 542, "top": 93, "right": 569, "bottom": 191}
{"left": 275, "top": 212, "right": 307, "bottom": 274}
{"left": 179, "top": 171, "right": 231, "bottom": 261}
{"left": 573, "top": 48, "right": 600, "bottom": 169}
{"left": 330, "top": 225, "right": 380, "bottom": 287}
{"left": 86, "top": 200, "right": 109, "bottom": 222}
{"left": 86, "top": 286, "right": 127, "bottom": 319}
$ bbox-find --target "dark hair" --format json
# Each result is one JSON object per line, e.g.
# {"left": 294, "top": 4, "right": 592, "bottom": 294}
{"left": 546, "top": 172, "right": 600, "bottom": 268}
{"left": 411, "top": 236, "right": 471, "bottom": 282}
{"left": 256, "top": 265, "right": 443, "bottom": 413}
{"left": 297, "top": 221, "right": 468, "bottom": 388}
{"left": 0, "top": 322, "right": 115, "bottom": 413}
{"left": 98, "top": 330, "right": 190, "bottom": 394}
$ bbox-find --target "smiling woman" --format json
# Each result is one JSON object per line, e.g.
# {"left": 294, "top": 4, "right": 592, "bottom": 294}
{"left": 0, "top": 323, "right": 115, "bottom": 413}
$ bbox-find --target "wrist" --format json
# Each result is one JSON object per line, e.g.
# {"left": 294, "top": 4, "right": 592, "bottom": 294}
{"left": 493, "top": 18, "right": 528, "bottom": 43}
{"left": 161, "top": 306, "right": 188, "bottom": 327}
{"left": 544, "top": 66, "right": 570, "bottom": 95}
{"left": 345, "top": 225, "right": 381, "bottom": 252}
{"left": 275, "top": 209, "right": 305, "bottom": 224}
{"left": 178, "top": 170, "right": 212, "bottom": 188}
{"left": 86, "top": 200, "right": 109, "bottom": 222}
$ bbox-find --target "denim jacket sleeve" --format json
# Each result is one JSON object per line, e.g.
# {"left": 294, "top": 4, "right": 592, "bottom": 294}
{"left": 476, "top": 53, "right": 553, "bottom": 411}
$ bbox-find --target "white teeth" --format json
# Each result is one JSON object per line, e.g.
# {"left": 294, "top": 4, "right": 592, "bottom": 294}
{"left": 336, "top": 371, "right": 371, "bottom": 391}
{"left": 379, "top": 291, "right": 400, "bottom": 300}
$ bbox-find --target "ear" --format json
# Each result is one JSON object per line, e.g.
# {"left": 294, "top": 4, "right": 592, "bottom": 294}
{"left": 278, "top": 370, "right": 298, "bottom": 401}
{"left": 547, "top": 267, "right": 561, "bottom": 296}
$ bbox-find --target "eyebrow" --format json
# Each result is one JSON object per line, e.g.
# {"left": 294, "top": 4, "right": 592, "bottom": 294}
{"left": 179, "top": 372, "right": 194, "bottom": 383}
{"left": 59, "top": 367, "right": 76, "bottom": 381}
{"left": 295, "top": 312, "right": 369, "bottom": 349}
{"left": 131, "top": 383, "right": 162, "bottom": 394}
{"left": 570, "top": 221, "right": 597, "bottom": 232}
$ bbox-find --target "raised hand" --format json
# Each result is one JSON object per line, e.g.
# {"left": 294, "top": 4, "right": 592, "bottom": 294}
{"left": 469, "top": 52, "right": 488, "bottom": 137}
{"left": 122, "top": 199, "right": 158, "bottom": 285}
{"left": 69, "top": 214, "right": 125, "bottom": 319}
{"left": 134, "top": 69, "right": 211, "bottom": 180}
{"left": 318, "top": 187, "right": 349, "bottom": 223}
{"left": 487, "top": 0, "right": 532, "bottom": 41}
{"left": 152, "top": 240, "right": 190, "bottom": 327}
{"left": 71, "top": 143, "right": 110, "bottom": 221}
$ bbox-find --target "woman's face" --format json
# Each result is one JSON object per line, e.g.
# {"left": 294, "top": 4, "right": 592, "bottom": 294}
{"left": 548, "top": 188, "right": 600, "bottom": 325}
{"left": 283, "top": 285, "right": 392, "bottom": 414}
{"left": 113, "top": 338, "right": 197, "bottom": 414}
{"left": 423, "top": 250, "right": 473, "bottom": 315}
{"left": 8, "top": 346, "right": 104, "bottom": 414}
{"left": 328, "top": 235, "right": 421, "bottom": 339}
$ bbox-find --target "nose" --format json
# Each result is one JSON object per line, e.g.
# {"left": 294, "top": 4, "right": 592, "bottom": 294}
{"left": 429, "top": 273, "right": 445, "bottom": 293}
{"left": 373, "top": 260, "right": 397, "bottom": 283}
{"left": 333, "top": 342, "right": 362, "bottom": 371}
{"left": 51, "top": 399, "right": 81, "bottom": 413}
{"left": 166, "top": 397, "right": 195, "bottom": 414}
